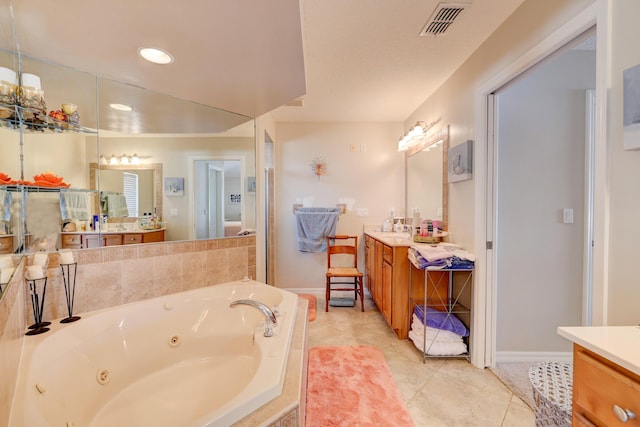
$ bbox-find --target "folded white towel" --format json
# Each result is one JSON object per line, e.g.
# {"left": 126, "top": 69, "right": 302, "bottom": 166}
{"left": 411, "top": 243, "right": 453, "bottom": 261}
{"left": 409, "top": 330, "right": 468, "bottom": 356}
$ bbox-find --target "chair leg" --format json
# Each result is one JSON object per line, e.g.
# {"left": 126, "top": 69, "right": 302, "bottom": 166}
{"left": 358, "top": 277, "right": 364, "bottom": 312}
{"left": 325, "top": 277, "right": 330, "bottom": 312}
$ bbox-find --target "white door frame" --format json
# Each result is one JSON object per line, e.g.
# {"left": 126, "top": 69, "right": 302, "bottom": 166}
{"left": 188, "top": 155, "right": 245, "bottom": 241}
{"left": 472, "top": 1, "right": 609, "bottom": 368}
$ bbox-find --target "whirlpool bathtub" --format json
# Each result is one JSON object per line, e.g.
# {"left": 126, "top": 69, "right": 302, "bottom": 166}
{"left": 10, "top": 280, "right": 298, "bottom": 427}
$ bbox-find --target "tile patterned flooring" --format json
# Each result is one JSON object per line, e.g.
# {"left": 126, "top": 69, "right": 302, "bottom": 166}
{"left": 307, "top": 295, "right": 535, "bottom": 426}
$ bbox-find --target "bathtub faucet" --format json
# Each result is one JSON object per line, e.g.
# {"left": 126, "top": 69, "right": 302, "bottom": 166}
{"left": 230, "top": 299, "right": 278, "bottom": 337}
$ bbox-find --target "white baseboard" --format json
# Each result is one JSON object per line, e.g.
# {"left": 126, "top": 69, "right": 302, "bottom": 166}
{"left": 495, "top": 351, "right": 573, "bottom": 363}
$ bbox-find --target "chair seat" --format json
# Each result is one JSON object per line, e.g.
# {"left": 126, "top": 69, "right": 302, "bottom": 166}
{"left": 327, "top": 267, "right": 363, "bottom": 277}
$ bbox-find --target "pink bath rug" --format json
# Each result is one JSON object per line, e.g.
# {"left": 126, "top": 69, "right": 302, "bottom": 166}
{"left": 299, "top": 294, "right": 316, "bottom": 322}
{"left": 306, "top": 345, "right": 414, "bottom": 427}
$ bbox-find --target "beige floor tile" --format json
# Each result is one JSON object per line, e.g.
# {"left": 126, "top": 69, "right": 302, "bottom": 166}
{"left": 501, "top": 402, "right": 535, "bottom": 427}
{"left": 307, "top": 295, "right": 534, "bottom": 426}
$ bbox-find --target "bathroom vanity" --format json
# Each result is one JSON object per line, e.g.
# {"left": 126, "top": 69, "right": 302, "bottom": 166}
{"left": 61, "top": 229, "right": 165, "bottom": 249}
{"left": 365, "top": 231, "right": 412, "bottom": 339}
{"left": 558, "top": 326, "right": 640, "bottom": 426}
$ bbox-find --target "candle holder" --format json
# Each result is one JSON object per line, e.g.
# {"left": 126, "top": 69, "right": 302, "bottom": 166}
{"left": 26, "top": 277, "right": 50, "bottom": 335}
{"left": 59, "top": 262, "right": 80, "bottom": 323}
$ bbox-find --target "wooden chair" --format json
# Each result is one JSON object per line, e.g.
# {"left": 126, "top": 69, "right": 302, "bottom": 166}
{"left": 325, "top": 235, "right": 364, "bottom": 312}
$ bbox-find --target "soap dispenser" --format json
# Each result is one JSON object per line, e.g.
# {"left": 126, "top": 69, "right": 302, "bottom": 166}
{"left": 382, "top": 219, "right": 392, "bottom": 232}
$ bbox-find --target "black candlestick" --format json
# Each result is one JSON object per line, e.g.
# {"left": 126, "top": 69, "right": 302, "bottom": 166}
{"left": 60, "top": 262, "right": 80, "bottom": 323}
{"left": 26, "top": 277, "right": 50, "bottom": 335}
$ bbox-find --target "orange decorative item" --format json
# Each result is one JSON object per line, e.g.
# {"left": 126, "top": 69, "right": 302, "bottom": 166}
{"left": 0, "top": 172, "right": 17, "bottom": 185}
{"left": 310, "top": 157, "right": 327, "bottom": 178}
{"left": 29, "top": 171, "right": 71, "bottom": 188}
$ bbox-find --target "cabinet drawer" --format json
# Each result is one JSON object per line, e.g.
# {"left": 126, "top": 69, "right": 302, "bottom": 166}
{"left": 574, "top": 347, "right": 640, "bottom": 426}
{"left": 61, "top": 234, "right": 82, "bottom": 246}
{"left": 0, "top": 236, "right": 12, "bottom": 254}
{"left": 382, "top": 245, "right": 393, "bottom": 264}
{"left": 103, "top": 235, "right": 123, "bottom": 246}
{"left": 0, "top": 236, "right": 12, "bottom": 251}
{"left": 123, "top": 234, "right": 142, "bottom": 244}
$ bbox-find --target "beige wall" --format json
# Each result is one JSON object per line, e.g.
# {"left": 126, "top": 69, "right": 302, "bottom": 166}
{"left": 274, "top": 122, "right": 404, "bottom": 289}
{"left": 0, "top": 236, "right": 256, "bottom": 425}
{"left": 405, "top": 0, "right": 595, "bottom": 250}
{"left": 607, "top": 0, "right": 640, "bottom": 325}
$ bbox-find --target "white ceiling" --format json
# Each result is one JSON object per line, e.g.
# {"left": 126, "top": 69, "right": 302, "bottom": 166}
{"left": 1, "top": 0, "right": 527, "bottom": 129}
{"left": 272, "top": 0, "right": 528, "bottom": 123}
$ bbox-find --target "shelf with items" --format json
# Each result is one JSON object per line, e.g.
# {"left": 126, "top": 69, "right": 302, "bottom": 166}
{"left": 0, "top": 102, "right": 96, "bottom": 134}
{"left": 0, "top": 185, "right": 98, "bottom": 193}
{"left": 408, "top": 263, "right": 473, "bottom": 363}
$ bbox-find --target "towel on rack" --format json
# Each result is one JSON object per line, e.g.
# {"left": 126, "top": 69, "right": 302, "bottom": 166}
{"left": 59, "top": 192, "right": 90, "bottom": 221}
{"left": 295, "top": 207, "right": 340, "bottom": 252}
{"left": 0, "top": 190, "right": 12, "bottom": 222}
{"left": 413, "top": 305, "right": 469, "bottom": 337}
{"left": 105, "top": 194, "right": 129, "bottom": 218}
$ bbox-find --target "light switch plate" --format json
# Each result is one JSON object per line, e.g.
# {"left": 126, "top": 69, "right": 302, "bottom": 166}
{"left": 563, "top": 208, "right": 574, "bottom": 224}
{"left": 356, "top": 208, "right": 369, "bottom": 217}
{"left": 170, "top": 209, "right": 178, "bottom": 217}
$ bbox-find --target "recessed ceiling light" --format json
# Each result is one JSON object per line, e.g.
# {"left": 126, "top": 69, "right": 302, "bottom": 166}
{"left": 138, "top": 47, "right": 173, "bottom": 65}
{"left": 109, "top": 103, "right": 133, "bottom": 112}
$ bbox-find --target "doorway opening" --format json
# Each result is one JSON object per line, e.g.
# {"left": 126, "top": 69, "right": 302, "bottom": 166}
{"left": 194, "top": 159, "right": 242, "bottom": 239}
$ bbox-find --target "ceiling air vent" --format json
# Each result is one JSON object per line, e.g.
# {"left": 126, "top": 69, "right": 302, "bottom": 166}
{"left": 420, "top": 3, "right": 469, "bottom": 36}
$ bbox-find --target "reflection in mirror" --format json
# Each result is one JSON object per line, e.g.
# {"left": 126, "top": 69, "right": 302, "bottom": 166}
{"left": 406, "top": 126, "right": 448, "bottom": 231}
{"left": 89, "top": 162, "right": 162, "bottom": 227}
{"left": 0, "top": 50, "right": 256, "bottom": 304}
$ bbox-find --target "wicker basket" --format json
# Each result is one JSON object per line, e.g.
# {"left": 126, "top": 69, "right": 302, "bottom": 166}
{"left": 528, "top": 362, "right": 573, "bottom": 427}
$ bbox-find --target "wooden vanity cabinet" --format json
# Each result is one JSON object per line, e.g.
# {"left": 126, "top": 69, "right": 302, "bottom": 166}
{"left": 0, "top": 235, "right": 14, "bottom": 254}
{"left": 364, "top": 234, "right": 410, "bottom": 339}
{"left": 573, "top": 344, "right": 640, "bottom": 426}
{"left": 61, "top": 230, "right": 164, "bottom": 249}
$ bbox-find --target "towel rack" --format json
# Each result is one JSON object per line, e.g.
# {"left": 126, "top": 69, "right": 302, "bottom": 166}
{"left": 293, "top": 204, "right": 346, "bottom": 215}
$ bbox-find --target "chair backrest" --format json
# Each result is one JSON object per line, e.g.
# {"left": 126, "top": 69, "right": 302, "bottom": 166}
{"left": 326, "top": 235, "right": 358, "bottom": 268}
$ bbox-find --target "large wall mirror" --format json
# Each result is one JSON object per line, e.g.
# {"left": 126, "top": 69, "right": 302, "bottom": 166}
{"left": 0, "top": 49, "right": 256, "bottom": 297}
{"left": 405, "top": 126, "right": 449, "bottom": 231}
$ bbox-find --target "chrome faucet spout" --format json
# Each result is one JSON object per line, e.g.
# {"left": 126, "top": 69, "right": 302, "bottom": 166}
{"left": 230, "top": 299, "right": 278, "bottom": 325}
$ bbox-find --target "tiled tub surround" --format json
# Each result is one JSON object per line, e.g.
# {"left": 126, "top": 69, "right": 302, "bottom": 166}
{"left": 0, "top": 236, "right": 256, "bottom": 427}
{"left": 10, "top": 281, "right": 302, "bottom": 426}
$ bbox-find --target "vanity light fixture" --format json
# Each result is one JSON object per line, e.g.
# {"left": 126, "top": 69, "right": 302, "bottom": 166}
{"left": 397, "top": 120, "right": 441, "bottom": 152}
{"left": 131, "top": 154, "right": 140, "bottom": 165}
{"left": 109, "top": 154, "right": 118, "bottom": 165}
{"left": 138, "top": 47, "right": 174, "bottom": 65}
{"left": 109, "top": 103, "right": 133, "bottom": 112}
{"left": 99, "top": 155, "right": 108, "bottom": 165}
{"left": 120, "top": 154, "right": 129, "bottom": 165}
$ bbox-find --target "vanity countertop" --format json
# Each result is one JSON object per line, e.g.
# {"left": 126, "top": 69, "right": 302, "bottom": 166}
{"left": 61, "top": 228, "right": 166, "bottom": 235}
{"left": 557, "top": 326, "right": 640, "bottom": 376}
{"left": 364, "top": 231, "right": 412, "bottom": 247}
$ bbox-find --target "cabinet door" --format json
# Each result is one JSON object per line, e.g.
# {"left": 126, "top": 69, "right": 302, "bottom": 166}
{"left": 142, "top": 230, "right": 164, "bottom": 243}
{"left": 0, "top": 236, "right": 13, "bottom": 254}
{"left": 382, "top": 260, "right": 392, "bottom": 324}
{"left": 83, "top": 234, "right": 101, "bottom": 248}
{"left": 573, "top": 345, "right": 640, "bottom": 426}
{"left": 103, "top": 234, "right": 123, "bottom": 246}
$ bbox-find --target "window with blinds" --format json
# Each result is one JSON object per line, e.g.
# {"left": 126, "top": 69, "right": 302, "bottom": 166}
{"left": 123, "top": 172, "right": 139, "bottom": 218}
